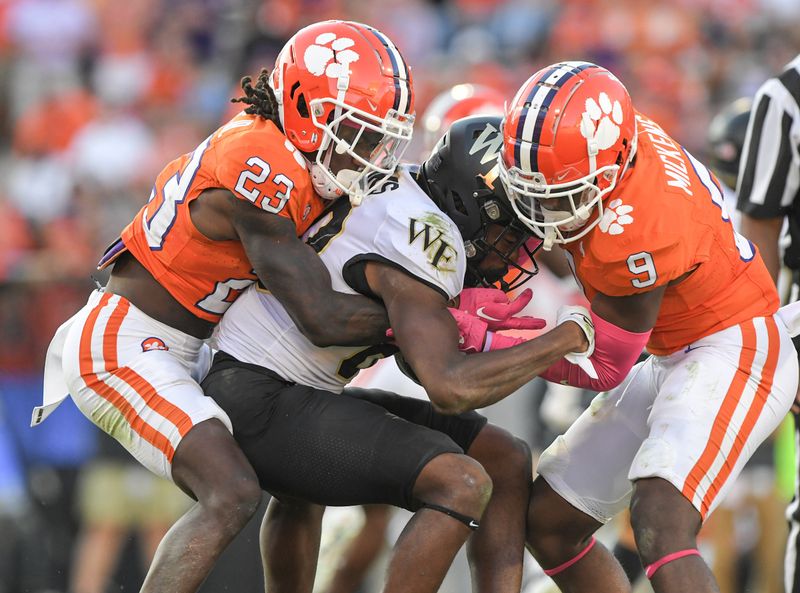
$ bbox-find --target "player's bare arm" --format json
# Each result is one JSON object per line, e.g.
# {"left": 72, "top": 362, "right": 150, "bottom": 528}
{"left": 365, "top": 262, "right": 587, "bottom": 414}
{"left": 196, "top": 188, "right": 389, "bottom": 347}
{"left": 739, "top": 214, "right": 783, "bottom": 283}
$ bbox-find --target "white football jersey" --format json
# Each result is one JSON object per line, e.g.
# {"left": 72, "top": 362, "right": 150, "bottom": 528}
{"left": 211, "top": 166, "right": 466, "bottom": 392}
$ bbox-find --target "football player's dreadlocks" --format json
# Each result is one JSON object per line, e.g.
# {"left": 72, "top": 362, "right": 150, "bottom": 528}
{"left": 231, "top": 68, "right": 281, "bottom": 128}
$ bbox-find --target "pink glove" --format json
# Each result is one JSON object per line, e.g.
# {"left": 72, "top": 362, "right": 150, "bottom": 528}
{"left": 483, "top": 332, "right": 527, "bottom": 351}
{"left": 458, "top": 287, "right": 546, "bottom": 331}
{"left": 449, "top": 308, "right": 529, "bottom": 353}
{"left": 387, "top": 309, "right": 528, "bottom": 353}
{"left": 449, "top": 307, "right": 489, "bottom": 353}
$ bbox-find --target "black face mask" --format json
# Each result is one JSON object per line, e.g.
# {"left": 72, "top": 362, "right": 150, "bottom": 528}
{"left": 465, "top": 216, "right": 539, "bottom": 292}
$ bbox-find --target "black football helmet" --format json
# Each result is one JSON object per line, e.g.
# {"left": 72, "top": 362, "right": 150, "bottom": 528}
{"left": 707, "top": 97, "right": 752, "bottom": 190}
{"left": 416, "top": 115, "right": 540, "bottom": 292}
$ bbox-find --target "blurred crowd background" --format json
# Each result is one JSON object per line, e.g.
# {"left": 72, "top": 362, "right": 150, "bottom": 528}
{"left": 1, "top": 0, "right": 799, "bottom": 592}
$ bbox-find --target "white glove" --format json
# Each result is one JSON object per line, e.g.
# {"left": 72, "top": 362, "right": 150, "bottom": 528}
{"left": 556, "top": 305, "right": 598, "bottom": 379}
{"left": 776, "top": 300, "right": 800, "bottom": 337}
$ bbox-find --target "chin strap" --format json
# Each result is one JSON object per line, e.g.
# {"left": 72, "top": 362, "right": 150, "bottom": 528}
{"left": 347, "top": 172, "right": 365, "bottom": 206}
{"left": 542, "top": 227, "right": 556, "bottom": 251}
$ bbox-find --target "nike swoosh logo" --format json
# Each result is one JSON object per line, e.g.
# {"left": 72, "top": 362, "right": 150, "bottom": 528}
{"left": 684, "top": 344, "right": 708, "bottom": 353}
{"left": 468, "top": 520, "right": 479, "bottom": 529}
{"left": 476, "top": 307, "right": 503, "bottom": 322}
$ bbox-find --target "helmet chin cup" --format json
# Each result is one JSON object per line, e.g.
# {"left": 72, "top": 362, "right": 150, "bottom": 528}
{"left": 310, "top": 163, "right": 367, "bottom": 205}
{"left": 336, "top": 169, "right": 366, "bottom": 206}
{"left": 310, "top": 163, "right": 346, "bottom": 200}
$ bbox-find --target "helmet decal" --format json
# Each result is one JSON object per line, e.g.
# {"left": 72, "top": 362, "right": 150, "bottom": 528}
{"left": 468, "top": 122, "right": 504, "bottom": 165}
{"left": 303, "top": 33, "right": 360, "bottom": 78}
{"left": 270, "top": 21, "right": 415, "bottom": 203}
{"left": 581, "top": 93, "right": 623, "bottom": 151}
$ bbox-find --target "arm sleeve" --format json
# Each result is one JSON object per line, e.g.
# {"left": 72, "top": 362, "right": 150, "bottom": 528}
{"left": 541, "top": 310, "right": 651, "bottom": 391}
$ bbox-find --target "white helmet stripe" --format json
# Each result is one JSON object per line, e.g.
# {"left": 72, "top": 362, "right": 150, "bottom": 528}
{"left": 519, "top": 63, "right": 589, "bottom": 171}
{"left": 519, "top": 64, "right": 574, "bottom": 171}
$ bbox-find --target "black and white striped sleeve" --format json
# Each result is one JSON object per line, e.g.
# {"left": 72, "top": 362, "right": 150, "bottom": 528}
{"left": 736, "top": 55, "right": 800, "bottom": 219}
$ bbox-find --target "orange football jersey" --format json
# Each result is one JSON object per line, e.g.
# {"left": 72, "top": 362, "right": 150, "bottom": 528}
{"left": 100, "top": 113, "right": 326, "bottom": 323}
{"left": 565, "top": 113, "right": 778, "bottom": 355}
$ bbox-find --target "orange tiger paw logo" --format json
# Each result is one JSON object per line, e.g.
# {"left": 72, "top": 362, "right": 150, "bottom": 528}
{"left": 142, "top": 337, "right": 169, "bottom": 352}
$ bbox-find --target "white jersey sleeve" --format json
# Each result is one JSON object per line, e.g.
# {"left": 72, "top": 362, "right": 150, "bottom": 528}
{"left": 211, "top": 167, "right": 466, "bottom": 393}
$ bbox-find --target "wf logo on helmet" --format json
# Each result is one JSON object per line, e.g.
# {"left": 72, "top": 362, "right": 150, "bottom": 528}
{"left": 141, "top": 337, "right": 169, "bottom": 352}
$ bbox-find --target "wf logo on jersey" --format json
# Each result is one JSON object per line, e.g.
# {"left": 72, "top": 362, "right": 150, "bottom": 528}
{"left": 409, "top": 215, "right": 458, "bottom": 273}
{"left": 598, "top": 199, "right": 634, "bottom": 236}
{"left": 141, "top": 337, "right": 169, "bottom": 352}
{"left": 580, "top": 93, "right": 624, "bottom": 152}
{"left": 304, "top": 33, "right": 360, "bottom": 79}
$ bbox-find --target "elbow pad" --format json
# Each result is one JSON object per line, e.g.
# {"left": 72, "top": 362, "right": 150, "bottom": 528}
{"left": 542, "top": 310, "right": 651, "bottom": 391}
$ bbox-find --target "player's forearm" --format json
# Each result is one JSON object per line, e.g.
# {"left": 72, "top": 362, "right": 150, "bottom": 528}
{"left": 541, "top": 310, "right": 650, "bottom": 391}
{"left": 268, "top": 273, "right": 389, "bottom": 347}
{"left": 427, "top": 323, "right": 585, "bottom": 414}
{"left": 241, "top": 215, "right": 389, "bottom": 346}
{"left": 312, "top": 293, "right": 390, "bottom": 346}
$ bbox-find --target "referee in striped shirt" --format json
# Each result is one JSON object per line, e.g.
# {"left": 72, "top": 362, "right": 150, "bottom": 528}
{"left": 736, "top": 53, "right": 800, "bottom": 593}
